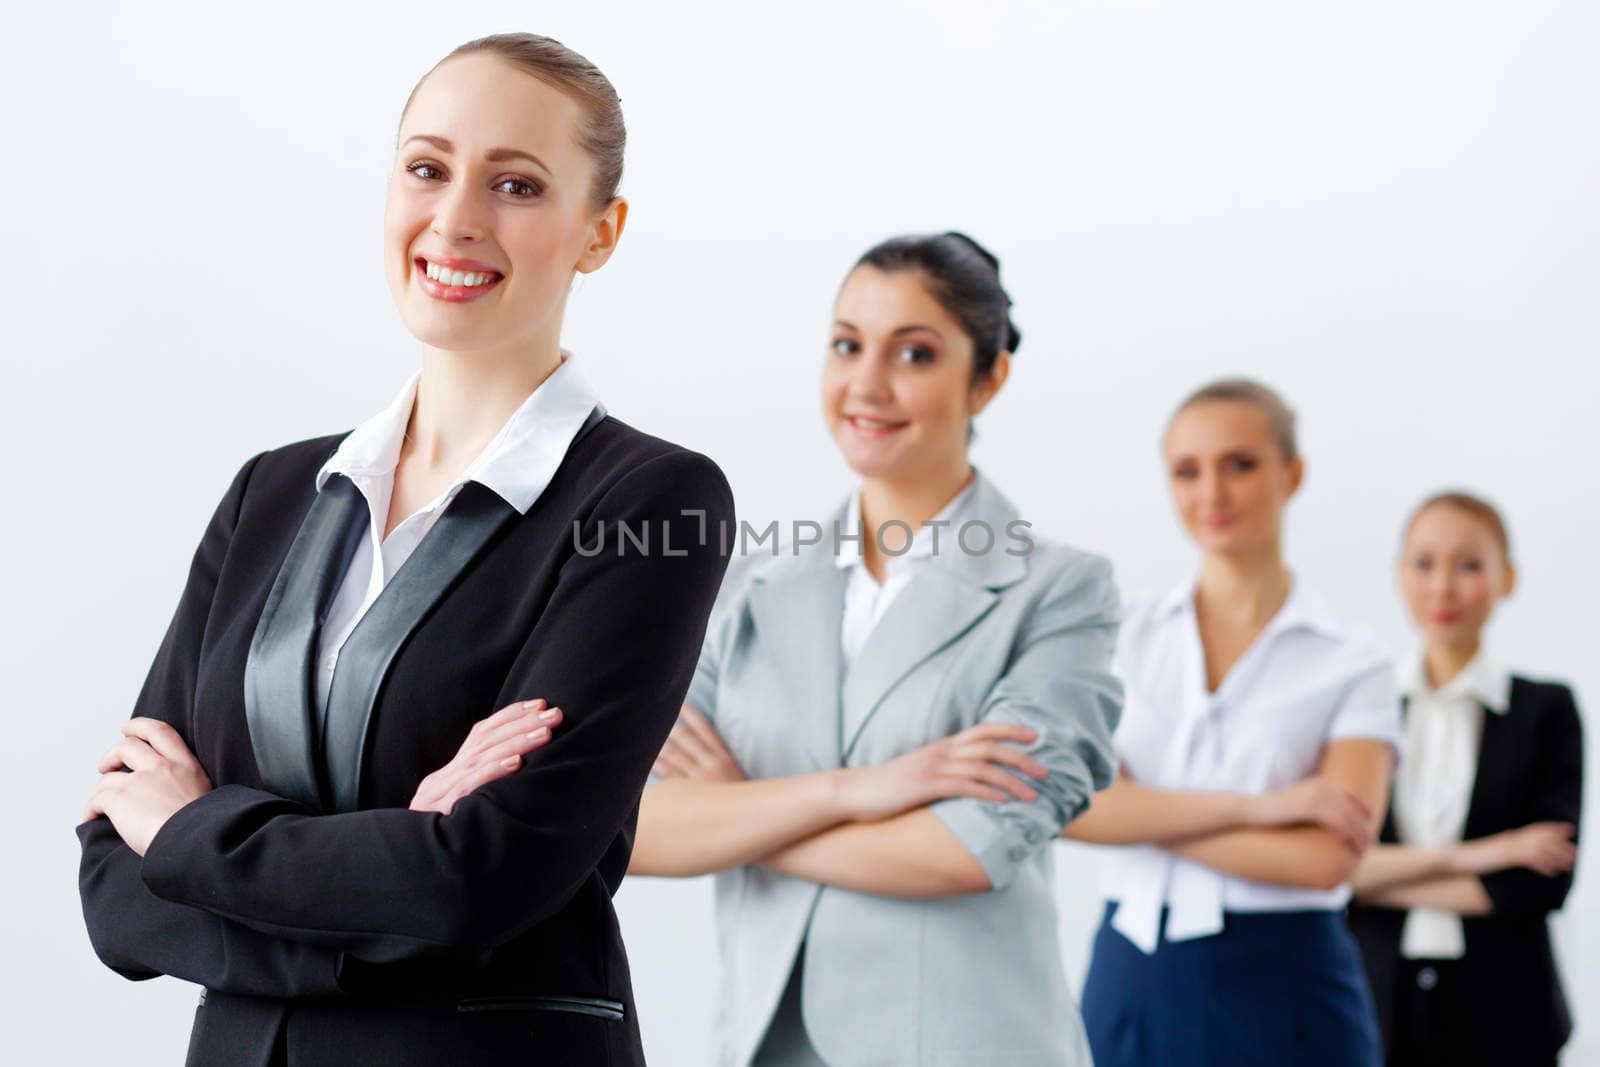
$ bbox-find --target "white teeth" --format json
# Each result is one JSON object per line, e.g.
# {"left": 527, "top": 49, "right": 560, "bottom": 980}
{"left": 424, "top": 261, "right": 498, "bottom": 287}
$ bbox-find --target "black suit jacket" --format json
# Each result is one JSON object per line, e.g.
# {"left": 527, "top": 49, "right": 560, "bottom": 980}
{"left": 76, "top": 411, "right": 735, "bottom": 1066}
{"left": 1347, "top": 677, "right": 1584, "bottom": 1065}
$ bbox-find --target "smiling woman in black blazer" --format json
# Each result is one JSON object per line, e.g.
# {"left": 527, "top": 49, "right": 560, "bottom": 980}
{"left": 1347, "top": 492, "right": 1583, "bottom": 1067}
{"left": 75, "top": 34, "right": 733, "bottom": 1067}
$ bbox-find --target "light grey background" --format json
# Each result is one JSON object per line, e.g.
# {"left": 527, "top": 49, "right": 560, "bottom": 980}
{"left": 4, "top": 1, "right": 1595, "bottom": 1063}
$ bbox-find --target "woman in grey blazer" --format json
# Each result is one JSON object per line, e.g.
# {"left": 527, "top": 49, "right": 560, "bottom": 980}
{"left": 632, "top": 233, "right": 1124, "bottom": 1067}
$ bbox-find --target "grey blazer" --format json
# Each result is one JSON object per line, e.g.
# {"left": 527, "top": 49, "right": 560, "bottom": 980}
{"left": 675, "top": 468, "right": 1123, "bottom": 1067}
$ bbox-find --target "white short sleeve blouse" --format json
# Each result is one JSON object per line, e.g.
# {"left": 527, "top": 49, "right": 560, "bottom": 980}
{"left": 1100, "top": 572, "right": 1403, "bottom": 954}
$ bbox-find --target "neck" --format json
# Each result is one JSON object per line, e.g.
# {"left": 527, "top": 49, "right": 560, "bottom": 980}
{"left": 404, "top": 332, "right": 565, "bottom": 471}
{"left": 1423, "top": 638, "right": 1481, "bottom": 691}
{"left": 858, "top": 461, "right": 975, "bottom": 576}
{"left": 1195, "top": 543, "right": 1291, "bottom": 625}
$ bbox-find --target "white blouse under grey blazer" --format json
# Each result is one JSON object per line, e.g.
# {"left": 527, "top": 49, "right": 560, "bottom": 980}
{"left": 678, "top": 467, "right": 1124, "bottom": 1067}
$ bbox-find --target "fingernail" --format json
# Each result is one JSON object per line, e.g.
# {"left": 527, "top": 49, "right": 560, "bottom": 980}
{"left": 539, "top": 709, "right": 560, "bottom": 723}
{"left": 500, "top": 756, "right": 519, "bottom": 768}
{"left": 526, "top": 727, "right": 550, "bottom": 741}
{"left": 524, "top": 699, "right": 546, "bottom": 710}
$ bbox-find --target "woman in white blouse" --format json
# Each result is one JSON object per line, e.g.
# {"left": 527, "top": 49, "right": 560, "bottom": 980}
{"left": 1065, "top": 377, "right": 1399, "bottom": 1067}
{"left": 632, "top": 232, "right": 1124, "bottom": 1067}
{"left": 1347, "top": 492, "right": 1582, "bottom": 1066}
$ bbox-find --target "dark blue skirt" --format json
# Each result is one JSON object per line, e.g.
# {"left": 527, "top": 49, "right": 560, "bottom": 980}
{"left": 1081, "top": 902, "right": 1382, "bottom": 1067}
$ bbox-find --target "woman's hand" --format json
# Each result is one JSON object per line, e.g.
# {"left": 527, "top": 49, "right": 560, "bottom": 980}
{"left": 82, "top": 718, "right": 214, "bottom": 856}
{"left": 1245, "top": 776, "right": 1378, "bottom": 853}
{"left": 838, "top": 722, "right": 1047, "bottom": 824}
{"left": 1456, "top": 821, "right": 1577, "bottom": 878}
{"left": 652, "top": 704, "right": 746, "bottom": 782}
{"left": 410, "top": 699, "right": 563, "bottom": 815}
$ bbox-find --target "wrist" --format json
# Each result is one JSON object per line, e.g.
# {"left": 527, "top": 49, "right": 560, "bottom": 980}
{"left": 1237, "top": 793, "right": 1268, "bottom": 828}
{"left": 822, "top": 768, "right": 860, "bottom": 823}
{"left": 1448, "top": 838, "right": 1493, "bottom": 875}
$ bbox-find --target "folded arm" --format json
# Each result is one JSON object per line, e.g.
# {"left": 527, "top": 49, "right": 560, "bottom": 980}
{"left": 759, "top": 809, "right": 989, "bottom": 896}
{"left": 1164, "top": 738, "right": 1394, "bottom": 890}
{"left": 77, "top": 452, "right": 356, "bottom": 997}
{"left": 134, "top": 451, "right": 735, "bottom": 961}
{"left": 1353, "top": 688, "right": 1583, "bottom": 916}
{"left": 1063, "top": 772, "right": 1262, "bottom": 845}
{"left": 786, "top": 553, "right": 1124, "bottom": 897}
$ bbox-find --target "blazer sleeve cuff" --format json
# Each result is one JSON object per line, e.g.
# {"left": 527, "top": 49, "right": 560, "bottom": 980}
{"left": 928, "top": 791, "right": 1087, "bottom": 892}
{"left": 140, "top": 784, "right": 284, "bottom": 905}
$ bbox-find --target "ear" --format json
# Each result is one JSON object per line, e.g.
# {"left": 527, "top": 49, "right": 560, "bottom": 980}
{"left": 575, "top": 196, "right": 628, "bottom": 274}
{"left": 1501, "top": 560, "right": 1518, "bottom": 599}
{"left": 1284, "top": 455, "right": 1306, "bottom": 497}
{"left": 969, "top": 350, "right": 1011, "bottom": 416}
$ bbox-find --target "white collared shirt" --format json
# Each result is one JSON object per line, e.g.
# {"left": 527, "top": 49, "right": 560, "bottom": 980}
{"left": 833, "top": 477, "right": 977, "bottom": 671}
{"left": 1393, "top": 648, "right": 1510, "bottom": 959}
{"left": 1100, "top": 573, "right": 1403, "bottom": 954}
{"left": 311, "top": 350, "right": 602, "bottom": 718}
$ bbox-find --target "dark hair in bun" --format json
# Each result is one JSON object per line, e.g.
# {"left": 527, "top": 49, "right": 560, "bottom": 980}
{"left": 852, "top": 231, "right": 1020, "bottom": 381}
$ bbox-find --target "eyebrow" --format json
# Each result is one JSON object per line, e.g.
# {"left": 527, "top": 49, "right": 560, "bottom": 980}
{"left": 401, "top": 134, "right": 551, "bottom": 175}
{"left": 833, "top": 320, "right": 946, "bottom": 339}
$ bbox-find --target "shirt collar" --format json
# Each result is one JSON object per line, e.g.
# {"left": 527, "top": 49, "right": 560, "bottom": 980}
{"left": 1154, "top": 570, "right": 1345, "bottom": 641}
{"left": 1398, "top": 648, "right": 1512, "bottom": 714}
{"left": 833, "top": 475, "right": 979, "bottom": 571}
{"left": 315, "top": 349, "right": 602, "bottom": 515}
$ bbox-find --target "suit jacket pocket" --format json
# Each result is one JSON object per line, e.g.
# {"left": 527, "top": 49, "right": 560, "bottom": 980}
{"left": 456, "top": 994, "right": 625, "bottom": 1022}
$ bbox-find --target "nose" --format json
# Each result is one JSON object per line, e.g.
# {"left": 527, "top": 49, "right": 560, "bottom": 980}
{"left": 430, "top": 178, "right": 488, "bottom": 244}
{"left": 845, "top": 349, "right": 894, "bottom": 403}
{"left": 1428, "top": 565, "right": 1455, "bottom": 601}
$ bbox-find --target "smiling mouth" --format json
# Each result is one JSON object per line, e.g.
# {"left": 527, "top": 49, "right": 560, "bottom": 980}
{"left": 846, "top": 415, "right": 909, "bottom": 437}
{"left": 414, "top": 257, "right": 505, "bottom": 300}
{"left": 415, "top": 257, "right": 503, "bottom": 285}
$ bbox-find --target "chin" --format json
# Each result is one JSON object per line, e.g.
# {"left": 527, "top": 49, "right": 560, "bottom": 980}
{"left": 403, "top": 316, "right": 501, "bottom": 352}
{"left": 834, "top": 442, "right": 903, "bottom": 481}
{"left": 1193, "top": 528, "right": 1266, "bottom": 557}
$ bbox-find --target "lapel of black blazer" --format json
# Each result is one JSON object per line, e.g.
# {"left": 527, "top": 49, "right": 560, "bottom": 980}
{"left": 244, "top": 472, "right": 368, "bottom": 811}
{"left": 1462, "top": 679, "right": 1518, "bottom": 840}
{"left": 320, "top": 403, "right": 609, "bottom": 813}
{"left": 320, "top": 481, "right": 518, "bottom": 811}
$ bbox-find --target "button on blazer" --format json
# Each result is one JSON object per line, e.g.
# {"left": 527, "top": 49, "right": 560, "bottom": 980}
{"left": 77, "top": 411, "right": 735, "bottom": 1067}
{"left": 680, "top": 467, "right": 1123, "bottom": 1067}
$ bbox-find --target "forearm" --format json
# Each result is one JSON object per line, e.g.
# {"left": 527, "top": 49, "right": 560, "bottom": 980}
{"left": 630, "top": 772, "right": 855, "bottom": 877}
{"left": 1063, "top": 776, "right": 1255, "bottom": 845}
{"left": 1167, "top": 825, "right": 1359, "bottom": 890}
{"left": 77, "top": 818, "right": 346, "bottom": 997}
{"left": 1350, "top": 843, "right": 1463, "bottom": 893}
{"left": 1356, "top": 874, "right": 1492, "bottom": 915}
{"left": 758, "top": 809, "right": 990, "bottom": 898}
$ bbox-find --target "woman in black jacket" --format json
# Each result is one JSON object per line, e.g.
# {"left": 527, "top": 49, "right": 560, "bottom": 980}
{"left": 76, "top": 33, "right": 734, "bottom": 1067}
{"left": 1347, "top": 491, "right": 1583, "bottom": 1066}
